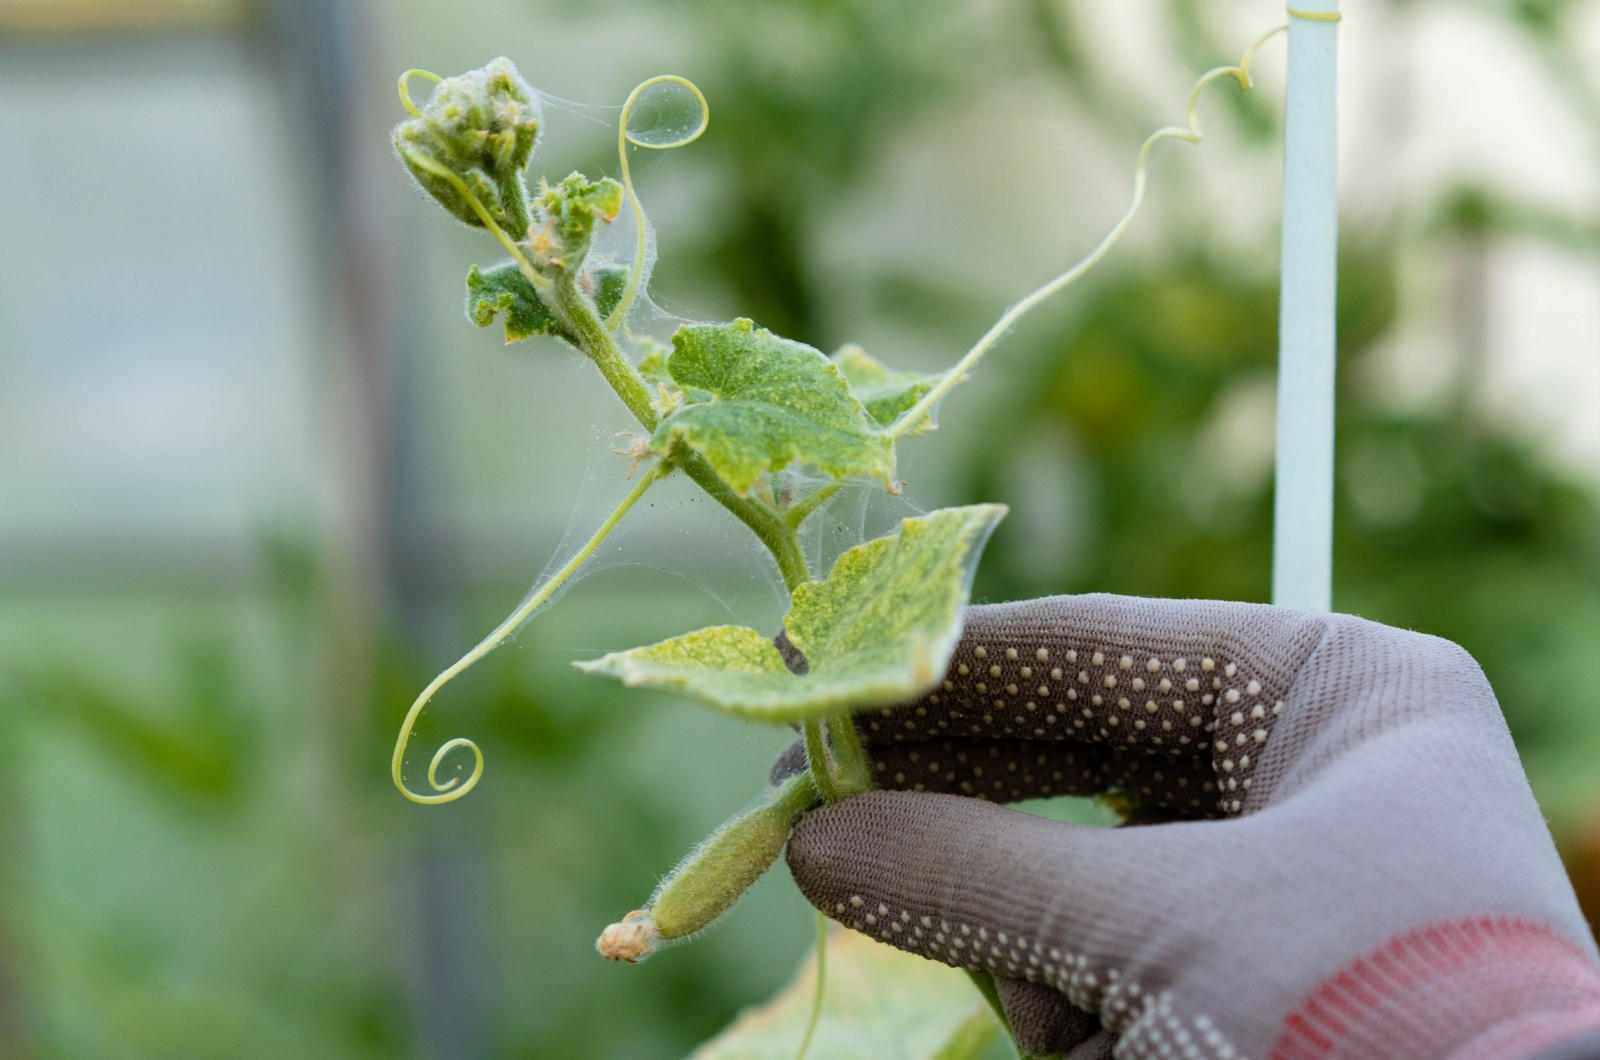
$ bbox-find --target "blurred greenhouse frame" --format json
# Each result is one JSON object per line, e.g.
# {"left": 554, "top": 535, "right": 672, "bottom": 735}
{"left": 0, "top": 0, "right": 1596, "bottom": 1056}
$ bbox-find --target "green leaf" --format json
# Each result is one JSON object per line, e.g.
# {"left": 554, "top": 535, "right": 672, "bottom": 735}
{"left": 465, "top": 260, "right": 626, "bottom": 343}
{"left": 832, "top": 343, "right": 942, "bottom": 435}
{"left": 650, "top": 319, "right": 896, "bottom": 494}
{"left": 575, "top": 505, "right": 1005, "bottom": 721}
{"left": 691, "top": 927, "right": 1001, "bottom": 1060}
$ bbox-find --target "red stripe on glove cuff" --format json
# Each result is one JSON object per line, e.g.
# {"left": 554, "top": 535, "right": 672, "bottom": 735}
{"left": 1271, "top": 916, "right": 1600, "bottom": 1060}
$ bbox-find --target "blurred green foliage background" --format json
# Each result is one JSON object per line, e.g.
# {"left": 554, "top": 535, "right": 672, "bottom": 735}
{"left": 0, "top": 0, "right": 1596, "bottom": 1056}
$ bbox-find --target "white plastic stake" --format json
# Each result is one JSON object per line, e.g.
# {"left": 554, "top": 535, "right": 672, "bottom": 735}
{"left": 1273, "top": 2, "right": 1341, "bottom": 612}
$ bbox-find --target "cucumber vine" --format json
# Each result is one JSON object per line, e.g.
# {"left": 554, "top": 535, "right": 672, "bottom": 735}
{"left": 388, "top": 27, "right": 1281, "bottom": 1055}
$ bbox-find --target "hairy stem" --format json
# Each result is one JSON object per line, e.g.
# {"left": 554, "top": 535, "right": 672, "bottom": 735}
{"left": 803, "top": 720, "right": 842, "bottom": 803}
{"left": 784, "top": 481, "right": 841, "bottom": 529}
{"left": 496, "top": 171, "right": 531, "bottom": 240}
{"left": 551, "top": 273, "right": 813, "bottom": 592}
{"left": 550, "top": 273, "right": 661, "bottom": 427}
{"left": 825, "top": 716, "right": 873, "bottom": 797}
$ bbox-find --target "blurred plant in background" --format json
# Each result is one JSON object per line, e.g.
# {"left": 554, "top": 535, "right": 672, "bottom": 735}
{"left": 0, "top": 0, "right": 1594, "bottom": 1056}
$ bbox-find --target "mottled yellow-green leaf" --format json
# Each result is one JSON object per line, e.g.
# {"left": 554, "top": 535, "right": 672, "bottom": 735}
{"left": 465, "top": 260, "right": 626, "bottom": 343}
{"left": 650, "top": 320, "right": 895, "bottom": 494}
{"left": 691, "top": 927, "right": 1000, "bottom": 1060}
{"left": 589, "top": 625, "right": 792, "bottom": 705}
{"left": 832, "top": 343, "right": 942, "bottom": 435}
{"left": 575, "top": 505, "right": 1005, "bottom": 721}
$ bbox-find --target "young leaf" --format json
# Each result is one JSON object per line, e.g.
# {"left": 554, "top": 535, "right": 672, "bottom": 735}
{"left": 832, "top": 343, "right": 942, "bottom": 435}
{"left": 465, "top": 260, "right": 627, "bottom": 343}
{"left": 528, "top": 172, "right": 624, "bottom": 275}
{"left": 633, "top": 337, "right": 688, "bottom": 416}
{"left": 634, "top": 337, "right": 674, "bottom": 385}
{"left": 651, "top": 320, "right": 896, "bottom": 493}
{"left": 575, "top": 504, "right": 1005, "bottom": 721}
{"left": 691, "top": 927, "right": 1000, "bottom": 1060}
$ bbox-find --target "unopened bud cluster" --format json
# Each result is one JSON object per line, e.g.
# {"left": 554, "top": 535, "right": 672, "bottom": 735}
{"left": 393, "top": 57, "right": 541, "bottom": 234}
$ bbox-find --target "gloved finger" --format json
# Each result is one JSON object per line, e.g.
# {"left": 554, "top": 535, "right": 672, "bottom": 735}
{"left": 770, "top": 736, "right": 1221, "bottom": 817}
{"left": 867, "top": 739, "right": 1217, "bottom": 817}
{"left": 1063, "top": 1030, "right": 1116, "bottom": 1060}
{"left": 787, "top": 791, "right": 1190, "bottom": 1014}
{"left": 855, "top": 594, "right": 1327, "bottom": 815}
{"left": 995, "top": 976, "right": 1098, "bottom": 1056}
{"left": 769, "top": 738, "right": 809, "bottom": 785}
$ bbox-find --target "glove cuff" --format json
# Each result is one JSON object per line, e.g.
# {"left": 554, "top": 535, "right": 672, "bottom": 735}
{"left": 1269, "top": 915, "right": 1600, "bottom": 1060}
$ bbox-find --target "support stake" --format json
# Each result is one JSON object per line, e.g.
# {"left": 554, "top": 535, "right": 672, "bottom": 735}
{"left": 1273, "top": 2, "right": 1342, "bottom": 612}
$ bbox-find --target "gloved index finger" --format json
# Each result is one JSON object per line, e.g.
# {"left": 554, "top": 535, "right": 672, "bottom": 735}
{"left": 857, "top": 593, "right": 1328, "bottom": 816}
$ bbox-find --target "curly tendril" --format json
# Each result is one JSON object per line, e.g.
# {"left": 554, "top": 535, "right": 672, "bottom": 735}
{"left": 397, "top": 68, "right": 443, "bottom": 119}
{"left": 399, "top": 149, "right": 552, "bottom": 295}
{"left": 887, "top": 24, "right": 1287, "bottom": 439}
{"left": 392, "top": 461, "right": 671, "bottom": 804}
{"left": 780, "top": 26, "right": 1288, "bottom": 530}
{"left": 607, "top": 76, "right": 710, "bottom": 330}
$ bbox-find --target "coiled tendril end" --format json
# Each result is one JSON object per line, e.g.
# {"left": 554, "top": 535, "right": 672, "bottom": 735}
{"left": 607, "top": 75, "right": 710, "bottom": 330}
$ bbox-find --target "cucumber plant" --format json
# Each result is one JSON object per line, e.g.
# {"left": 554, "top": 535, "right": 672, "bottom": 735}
{"left": 388, "top": 31, "right": 1279, "bottom": 1052}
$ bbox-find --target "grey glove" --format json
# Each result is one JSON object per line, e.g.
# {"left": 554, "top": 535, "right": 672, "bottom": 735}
{"left": 784, "top": 595, "right": 1600, "bottom": 1059}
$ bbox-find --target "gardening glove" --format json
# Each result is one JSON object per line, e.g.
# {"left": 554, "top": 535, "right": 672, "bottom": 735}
{"left": 782, "top": 594, "right": 1600, "bottom": 1059}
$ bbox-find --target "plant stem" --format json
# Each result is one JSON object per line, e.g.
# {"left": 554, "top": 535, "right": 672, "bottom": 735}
{"left": 803, "top": 720, "right": 843, "bottom": 803}
{"left": 825, "top": 716, "right": 873, "bottom": 797}
{"left": 783, "top": 481, "right": 840, "bottom": 529}
{"left": 551, "top": 274, "right": 813, "bottom": 592}
{"left": 683, "top": 457, "right": 811, "bottom": 591}
{"left": 496, "top": 171, "right": 531, "bottom": 240}
{"left": 966, "top": 970, "right": 1009, "bottom": 1032}
{"left": 550, "top": 273, "right": 661, "bottom": 428}
{"left": 392, "top": 459, "right": 671, "bottom": 803}
{"left": 795, "top": 911, "right": 827, "bottom": 1060}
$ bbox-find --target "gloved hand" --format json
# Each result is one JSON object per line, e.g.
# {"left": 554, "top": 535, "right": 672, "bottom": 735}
{"left": 782, "top": 595, "right": 1600, "bottom": 1060}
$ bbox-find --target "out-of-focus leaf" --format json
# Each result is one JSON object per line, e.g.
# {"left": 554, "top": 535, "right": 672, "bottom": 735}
{"left": 575, "top": 505, "right": 1004, "bottom": 721}
{"left": 831, "top": 343, "right": 941, "bottom": 434}
{"left": 691, "top": 926, "right": 1000, "bottom": 1060}
{"left": 10, "top": 642, "right": 252, "bottom": 805}
{"left": 651, "top": 320, "right": 895, "bottom": 493}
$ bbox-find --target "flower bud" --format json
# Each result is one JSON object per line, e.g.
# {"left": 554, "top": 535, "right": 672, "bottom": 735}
{"left": 394, "top": 58, "right": 541, "bottom": 233}
{"left": 527, "top": 172, "right": 625, "bottom": 275}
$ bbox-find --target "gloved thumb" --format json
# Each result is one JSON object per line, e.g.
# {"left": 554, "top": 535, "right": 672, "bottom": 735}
{"left": 786, "top": 790, "right": 1184, "bottom": 1050}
